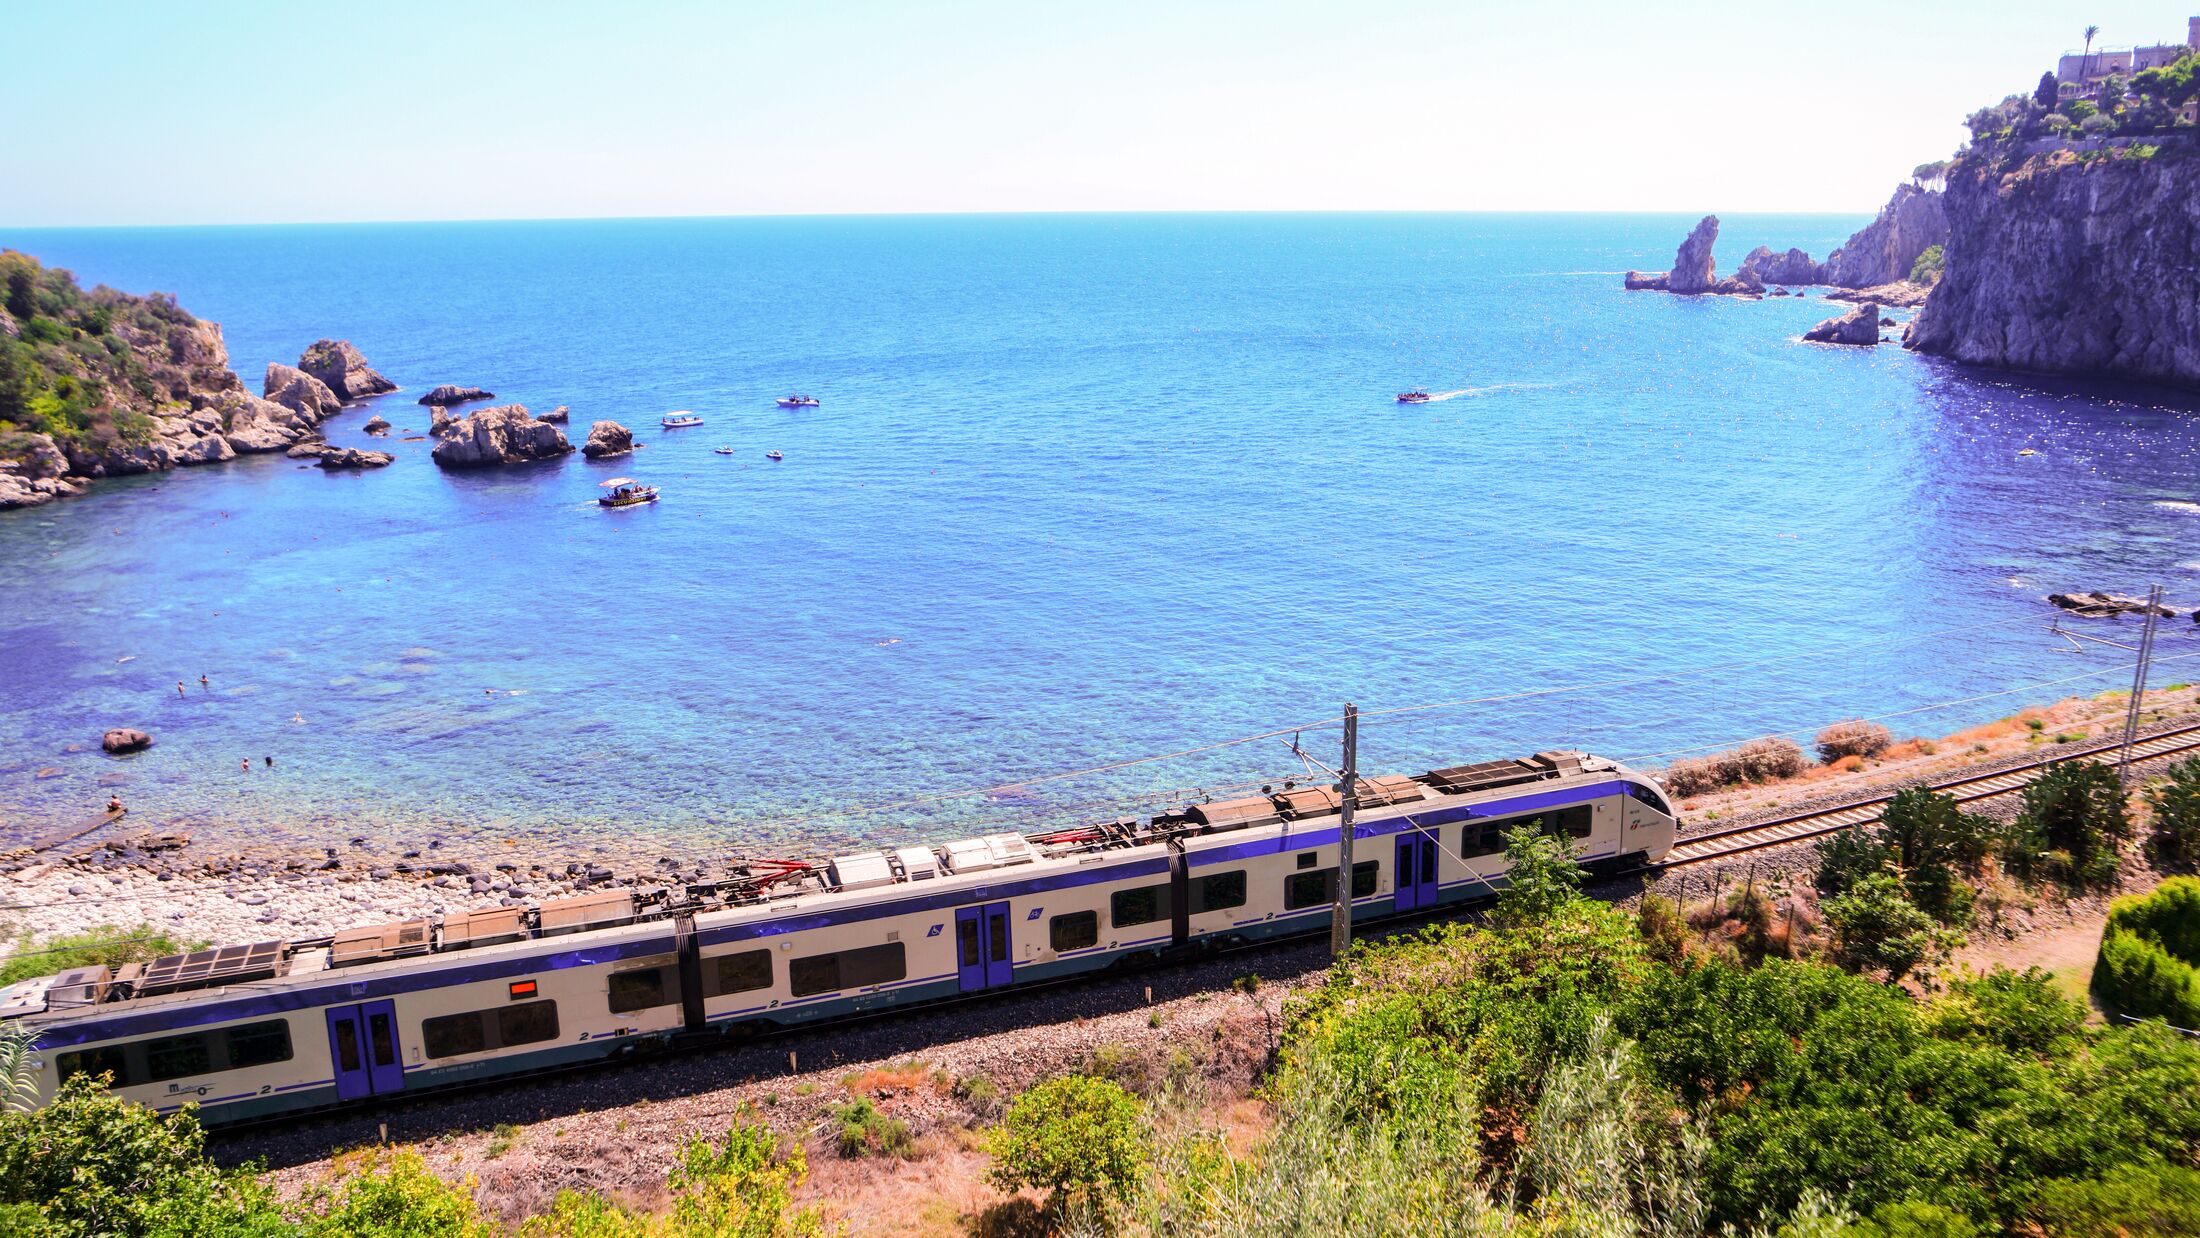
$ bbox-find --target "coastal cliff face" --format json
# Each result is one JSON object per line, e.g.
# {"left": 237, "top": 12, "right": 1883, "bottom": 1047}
{"left": 0, "top": 251, "right": 367, "bottom": 509}
{"left": 1822, "top": 183, "right": 1949, "bottom": 288}
{"left": 1907, "top": 147, "right": 2200, "bottom": 387}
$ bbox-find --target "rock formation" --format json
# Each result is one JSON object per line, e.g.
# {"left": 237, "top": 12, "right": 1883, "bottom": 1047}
{"left": 285, "top": 439, "right": 329, "bottom": 459}
{"left": 363, "top": 415, "right": 391, "bottom": 435}
{"left": 101, "top": 728, "right": 153, "bottom": 754}
{"left": 1827, "top": 282, "right": 1930, "bottom": 309}
{"left": 1822, "top": 183, "right": 1948, "bottom": 289}
{"left": 1804, "top": 302, "right": 1882, "bottom": 346}
{"left": 1624, "top": 216, "right": 1762, "bottom": 295}
{"left": 429, "top": 406, "right": 455, "bottom": 437}
{"left": 298, "top": 339, "right": 397, "bottom": 400}
{"left": 264, "top": 363, "right": 343, "bottom": 421}
{"left": 2051, "top": 591, "right": 2182, "bottom": 619}
{"left": 316, "top": 447, "right": 395, "bottom": 470}
{"left": 1907, "top": 149, "right": 2200, "bottom": 388}
{"left": 418, "top": 384, "right": 493, "bottom": 407}
{"left": 430, "top": 404, "right": 574, "bottom": 469}
{"left": 1735, "top": 246, "right": 1824, "bottom": 287}
{"left": 581, "top": 420, "right": 634, "bottom": 459}
{"left": 538, "top": 405, "right": 570, "bottom": 424}
{"left": 0, "top": 435, "right": 85, "bottom": 510}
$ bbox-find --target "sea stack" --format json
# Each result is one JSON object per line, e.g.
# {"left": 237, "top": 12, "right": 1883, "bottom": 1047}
{"left": 430, "top": 404, "right": 574, "bottom": 468}
{"left": 581, "top": 421, "right": 635, "bottom": 459}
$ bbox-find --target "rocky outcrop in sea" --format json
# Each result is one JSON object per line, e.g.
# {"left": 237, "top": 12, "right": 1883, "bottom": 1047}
{"left": 419, "top": 384, "right": 494, "bottom": 407}
{"left": 430, "top": 404, "right": 574, "bottom": 468}
{"left": 1623, "top": 216, "right": 1758, "bottom": 295}
{"left": 298, "top": 339, "right": 397, "bottom": 401}
{"left": 581, "top": 420, "right": 634, "bottom": 459}
{"left": 264, "top": 363, "right": 343, "bottom": 421}
{"left": 1804, "top": 302, "right": 1881, "bottom": 346}
{"left": 316, "top": 447, "right": 395, "bottom": 470}
{"left": 1735, "top": 246, "right": 1824, "bottom": 287}
{"left": 1906, "top": 147, "right": 2200, "bottom": 388}
{"left": 1822, "top": 183, "right": 1948, "bottom": 289}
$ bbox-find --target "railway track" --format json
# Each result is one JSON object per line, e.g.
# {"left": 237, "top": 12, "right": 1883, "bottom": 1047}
{"left": 1656, "top": 721, "right": 2200, "bottom": 870}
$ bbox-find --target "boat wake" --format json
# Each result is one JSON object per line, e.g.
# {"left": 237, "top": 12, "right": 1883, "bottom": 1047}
{"left": 2155, "top": 500, "right": 2200, "bottom": 514}
{"left": 1422, "top": 381, "right": 1560, "bottom": 402}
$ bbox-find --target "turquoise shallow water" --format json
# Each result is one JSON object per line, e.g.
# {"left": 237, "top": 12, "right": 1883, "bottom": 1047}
{"left": 2, "top": 214, "right": 2197, "bottom": 858}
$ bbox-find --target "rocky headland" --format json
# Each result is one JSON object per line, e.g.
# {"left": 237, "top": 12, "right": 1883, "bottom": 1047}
{"left": 0, "top": 250, "right": 402, "bottom": 510}
{"left": 1906, "top": 141, "right": 2200, "bottom": 387}
{"left": 1623, "top": 187, "right": 1948, "bottom": 303}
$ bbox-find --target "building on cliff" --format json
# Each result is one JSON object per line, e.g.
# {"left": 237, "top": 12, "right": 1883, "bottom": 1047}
{"left": 2054, "top": 19, "right": 2198, "bottom": 98}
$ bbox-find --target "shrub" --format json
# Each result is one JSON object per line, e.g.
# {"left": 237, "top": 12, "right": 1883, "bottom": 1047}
{"left": 2008, "top": 759, "right": 2130, "bottom": 886}
{"left": 828, "top": 1097, "right": 913, "bottom": 1159}
{"left": 1492, "top": 824, "right": 1584, "bottom": 927}
{"left": 302, "top": 1147, "right": 490, "bottom": 1237}
{"left": 2093, "top": 877, "right": 2200, "bottom": 1025}
{"left": 1663, "top": 736, "right": 1807, "bottom": 797}
{"left": 2145, "top": 756, "right": 2200, "bottom": 871}
{"left": 1816, "top": 719, "right": 1894, "bottom": 763}
{"left": 952, "top": 1073, "right": 1001, "bottom": 1118}
{"left": 1661, "top": 754, "right": 1728, "bottom": 798}
{"left": 1908, "top": 245, "right": 1946, "bottom": 287}
{"left": 987, "top": 1076, "right": 1147, "bottom": 1215}
{"left": 1822, "top": 874, "right": 1953, "bottom": 981}
{"left": 2025, "top": 1161, "right": 2200, "bottom": 1238}
{"left": 1735, "top": 736, "right": 1807, "bottom": 782}
{"left": 1, "top": 923, "right": 199, "bottom": 986}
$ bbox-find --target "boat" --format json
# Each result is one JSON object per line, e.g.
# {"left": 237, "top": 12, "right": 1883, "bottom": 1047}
{"left": 775, "top": 394, "right": 820, "bottom": 409}
{"left": 596, "top": 477, "right": 659, "bottom": 508}
{"left": 1396, "top": 389, "right": 1432, "bottom": 404}
{"left": 2017, "top": 448, "right": 2039, "bottom": 457}
{"left": 661, "top": 411, "right": 704, "bottom": 428}
{"left": 713, "top": 446, "right": 736, "bottom": 456}
{"left": 765, "top": 451, "right": 784, "bottom": 461}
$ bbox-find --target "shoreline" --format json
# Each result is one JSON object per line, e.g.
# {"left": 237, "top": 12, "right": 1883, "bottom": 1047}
{"left": 5, "top": 684, "right": 2193, "bottom": 963}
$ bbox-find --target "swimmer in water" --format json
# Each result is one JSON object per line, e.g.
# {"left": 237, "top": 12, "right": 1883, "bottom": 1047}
{"left": 199, "top": 675, "right": 209, "bottom": 689}
{"left": 240, "top": 758, "right": 250, "bottom": 773}
{"left": 292, "top": 712, "right": 306, "bottom": 724}
{"left": 176, "top": 682, "right": 186, "bottom": 698}
{"left": 264, "top": 756, "right": 273, "bottom": 768}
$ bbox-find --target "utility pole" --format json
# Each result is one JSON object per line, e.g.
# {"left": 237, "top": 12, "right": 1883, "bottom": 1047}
{"left": 1331, "top": 703, "right": 1358, "bottom": 961}
{"left": 2119, "top": 583, "right": 2164, "bottom": 788}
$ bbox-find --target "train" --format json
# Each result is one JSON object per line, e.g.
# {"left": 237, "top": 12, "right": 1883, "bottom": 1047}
{"left": 0, "top": 749, "right": 1677, "bottom": 1126}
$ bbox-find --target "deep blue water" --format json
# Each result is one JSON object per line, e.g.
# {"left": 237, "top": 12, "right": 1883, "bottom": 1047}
{"left": 3, "top": 213, "right": 2197, "bottom": 858}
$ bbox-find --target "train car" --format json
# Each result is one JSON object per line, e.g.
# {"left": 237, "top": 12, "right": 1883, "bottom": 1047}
{"left": 0, "top": 749, "right": 1675, "bottom": 1125}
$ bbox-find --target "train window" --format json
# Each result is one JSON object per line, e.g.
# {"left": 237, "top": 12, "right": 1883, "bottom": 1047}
{"left": 1110, "top": 883, "right": 1171, "bottom": 928}
{"left": 1050, "top": 910, "right": 1098, "bottom": 952}
{"left": 957, "top": 916, "right": 981, "bottom": 966}
{"left": 224, "top": 1021, "right": 293, "bottom": 1070}
{"left": 1295, "top": 852, "right": 1318, "bottom": 869}
{"left": 1283, "top": 870, "right": 1332, "bottom": 910}
{"left": 1191, "top": 870, "right": 1246, "bottom": 913}
{"left": 608, "top": 967, "right": 672, "bottom": 1013}
{"left": 423, "top": 1011, "right": 488, "bottom": 1059}
{"left": 712, "top": 950, "right": 773, "bottom": 996}
{"left": 497, "top": 1001, "right": 560, "bottom": 1048}
{"left": 1461, "top": 823, "right": 1506, "bottom": 858}
{"left": 1351, "top": 859, "right": 1379, "bottom": 899}
{"left": 789, "top": 942, "right": 906, "bottom": 997}
{"left": 56, "top": 1045, "right": 130, "bottom": 1087}
{"left": 144, "top": 1033, "right": 213, "bottom": 1083}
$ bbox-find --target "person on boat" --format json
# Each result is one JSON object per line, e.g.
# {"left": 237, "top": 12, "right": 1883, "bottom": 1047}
{"left": 107, "top": 794, "right": 124, "bottom": 814}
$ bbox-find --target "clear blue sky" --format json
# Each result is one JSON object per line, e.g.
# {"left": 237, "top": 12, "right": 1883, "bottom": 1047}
{"left": 3, "top": 1, "right": 2186, "bottom": 225}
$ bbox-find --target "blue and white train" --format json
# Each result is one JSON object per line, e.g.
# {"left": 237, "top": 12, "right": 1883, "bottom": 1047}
{"left": 0, "top": 750, "right": 1676, "bottom": 1125}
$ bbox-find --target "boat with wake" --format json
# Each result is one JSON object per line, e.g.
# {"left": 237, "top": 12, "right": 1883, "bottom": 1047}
{"left": 1396, "top": 389, "right": 1431, "bottom": 404}
{"left": 597, "top": 477, "right": 659, "bottom": 507}
{"left": 776, "top": 394, "right": 820, "bottom": 409}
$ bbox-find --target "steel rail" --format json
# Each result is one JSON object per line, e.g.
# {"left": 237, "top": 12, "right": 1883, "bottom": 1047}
{"left": 1654, "top": 721, "right": 2200, "bottom": 870}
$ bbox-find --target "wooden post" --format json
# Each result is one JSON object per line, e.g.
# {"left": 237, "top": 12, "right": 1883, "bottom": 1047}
{"left": 1331, "top": 703, "right": 1359, "bottom": 961}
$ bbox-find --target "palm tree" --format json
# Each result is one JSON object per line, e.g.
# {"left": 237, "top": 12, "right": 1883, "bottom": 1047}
{"left": 0, "top": 1020, "right": 40, "bottom": 1113}
{"left": 2082, "top": 24, "right": 2101, "bottom": 83}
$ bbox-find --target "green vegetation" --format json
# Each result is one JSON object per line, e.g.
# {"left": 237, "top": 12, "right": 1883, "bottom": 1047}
{"left": 1958, "top": 49, "right": 2200, "bottom": 175}
{"left": 1822, "top": 873, "right": 1958, "bottom": 981}
{"left": 828, "top": 1097, "right": 913, "bottom": 1159}
{"left": 0, "top": 251, "right": 199, "bottom": 457}
{"left": 985, "top": 1075, "right": 1148, "bottom": 1217}
{"left": 2007, "top": 759, "right": 2130, "bottom": 887}
{"left": 1, "top": 924, "right": 203, "bottom": 986}
{"left": 1815, "top": 787, "right": 1992, "bottom": 924}
{"left": 1908, "top": 244, "right": 1945, "bottom": 287}
{"left": 2093, "top": 876, "right": 2200, "bottom": 1026}
{"left": 2145, "top": 755, "right": 2200, "bottom": 870}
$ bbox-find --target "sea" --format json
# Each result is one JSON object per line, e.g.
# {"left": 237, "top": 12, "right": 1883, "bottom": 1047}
{"left": 2, "top": 213, "right": 2197, "bottom": 861}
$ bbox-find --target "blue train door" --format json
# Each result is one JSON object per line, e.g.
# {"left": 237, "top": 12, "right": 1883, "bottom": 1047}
{"left": 327, "top": 1000, "right": 405, "bottom": 1100}
{"left": 1394, "top": 830, "right": 1438, "bottom": 911}
{"left": 955, "top": 902, "right": 1014, "bottom": 992}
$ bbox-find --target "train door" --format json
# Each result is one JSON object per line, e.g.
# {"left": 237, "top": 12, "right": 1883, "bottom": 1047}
{"left": 1393, "top": 829, "right": 1439, "bottom": 911}
{"left": 326, "top": 1000, "right": 405, "bottom": 1100}
{"left": 955, "top": 902, "right": 1014, "bottom": 992}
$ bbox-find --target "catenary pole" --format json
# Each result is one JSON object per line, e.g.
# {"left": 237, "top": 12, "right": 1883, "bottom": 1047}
{"left": 2119, "top": 584, "right": 2163, "bottom": 788}
{"left": 1331, "top": 702, "right": 1358, "bottom": 961}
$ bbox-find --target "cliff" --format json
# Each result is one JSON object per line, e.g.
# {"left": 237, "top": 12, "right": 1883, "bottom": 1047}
{"left": 1822, "top": 183, "right": 1949, "bottom": 289}
{"left": 0, "top": 252, "right": 380, "bottom": 510}
{"left": 1906, "top": 144, "right": 2200, "bottom": 387}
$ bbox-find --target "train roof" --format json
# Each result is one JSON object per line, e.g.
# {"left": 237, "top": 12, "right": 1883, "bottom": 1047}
{"left": 3, "top": 749, "right": 1634, "bottom": 1026}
